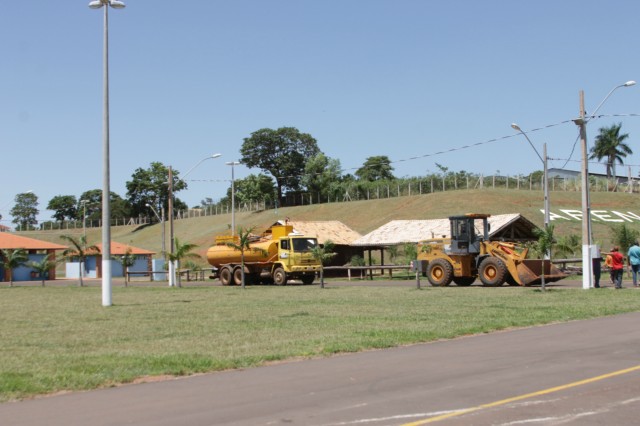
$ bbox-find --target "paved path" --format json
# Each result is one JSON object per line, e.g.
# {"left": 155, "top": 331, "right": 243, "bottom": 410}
{"left": 2, "top": 310, "right": 639, "bottom": 426}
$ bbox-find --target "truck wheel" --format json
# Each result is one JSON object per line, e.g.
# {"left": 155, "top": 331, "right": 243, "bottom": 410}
{"left": 273, "top": 267, "right": 287, "bottom": 285}
{"left": 219, "top": 267, "right": 232, "bottom": 286}
{"left": 479, "top": 258, "right": 506, "bottom": 287}
{"left": 233, "top": 267, "right": 244, "bottom": 286}
{"left": 426, "top": 259, "right": 453, "bottom": 286}
{"left": 300, "top": 274, "right": 315, "bottom": 285}
{"left": 453, "top": 276, "right": 475, "bottom": 286}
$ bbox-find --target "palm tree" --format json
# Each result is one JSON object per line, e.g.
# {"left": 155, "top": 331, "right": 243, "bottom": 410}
{"left": 533, "top": 224, "right": 555, "bottom": 292}
{"left": 554, "top": 234, "right": 580, "bottom": 259}
{"left": 117, "top": 248, "right": 136, "bottom": 287}
{"left": 1, "top": 248, "right": 29, "bottom": 287}
{"left": 60, "top": 234, "right": 99, "bottom": 287}
{"left": 310, "top": 240, "right": 336, "bottom": 288}
{"left": 225, "top": 226, "right": 265, "bottom": 289}
{"left": 167, "top": 238, "right": 201, "bottom": 287}
{"left": 28, "top": 256, "right": 58, "bottom": 287}
{"left": 589, "top": 123, "right": 632, "bottom": 179}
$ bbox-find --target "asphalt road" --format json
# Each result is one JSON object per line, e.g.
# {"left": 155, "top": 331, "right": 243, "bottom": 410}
{"left": 1, "top": 303, "right": 639, "bottom": 425}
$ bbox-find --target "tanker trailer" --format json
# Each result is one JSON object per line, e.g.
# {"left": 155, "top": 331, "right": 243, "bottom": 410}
{"left": 207, "top": 224, "right": 321, "bottom": 285}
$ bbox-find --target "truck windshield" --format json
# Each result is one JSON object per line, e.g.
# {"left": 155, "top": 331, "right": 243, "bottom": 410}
{"left": 292, "top": 238, "right": 318, "bottom": 252}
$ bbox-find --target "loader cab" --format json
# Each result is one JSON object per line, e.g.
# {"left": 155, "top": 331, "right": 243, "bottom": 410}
{"left": 448, "top": 214, "right": 489, "bottom": 255}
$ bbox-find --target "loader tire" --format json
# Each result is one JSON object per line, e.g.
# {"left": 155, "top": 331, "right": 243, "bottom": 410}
{"left": 479, "top": 257, "right": 506, "bottom": 287}
{"left": 219, "top": 267, "right": 233, "bottom": 286}
{"left": 426, "top": 259, "right": 453, "bottom": 287}
{"left": 453, "top": 276, "right": 475, "bottom": 286}
{"left": 273, "top": 267, "right": 288, "bottom": 285}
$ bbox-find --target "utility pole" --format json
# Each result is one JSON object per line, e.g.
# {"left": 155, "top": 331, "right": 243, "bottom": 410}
{"left": 168, "top": 166, "right": 175, "bottom": 287}
{"left": 578, "top": 90, "right": 593, "bottom": 290}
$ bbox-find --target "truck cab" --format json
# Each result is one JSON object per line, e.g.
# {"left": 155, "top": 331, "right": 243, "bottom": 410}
{"left": 448, "top": 214, "right": 489, "bottom": 255}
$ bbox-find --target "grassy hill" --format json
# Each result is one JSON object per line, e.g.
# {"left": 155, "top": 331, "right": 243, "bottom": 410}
{"left": 19, "top": 188, "right": 640, "bottom": 263}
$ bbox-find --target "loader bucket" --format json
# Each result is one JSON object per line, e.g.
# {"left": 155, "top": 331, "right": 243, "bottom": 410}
{"left": 516, "top": 260, "right": 567, "bottom": 286}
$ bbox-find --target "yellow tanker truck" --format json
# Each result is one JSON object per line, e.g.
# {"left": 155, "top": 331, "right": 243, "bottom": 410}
{"left": 206, "top": 224, "right": 321, "bottom": 285}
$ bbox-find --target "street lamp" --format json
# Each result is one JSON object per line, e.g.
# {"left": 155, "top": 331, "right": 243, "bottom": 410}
{"left": 80, "top": 200, "right": 88, "bottom": 242}
{"left": 146, "top": 203, "right": 165, "bottom": 259}
{"left": 168, "top": 153, "right": 222, "bottom": 287}
{"left": 511, "top": 124, "right": 550, "bottom": 228}
{"left": 89, "top": 0, "right": 125, "bottom": 307}
{"left": 226, "top": 161, "right": 241, "bottom": 236}
{"left": 572, "top": 81, "right": 635, "bottom": 290}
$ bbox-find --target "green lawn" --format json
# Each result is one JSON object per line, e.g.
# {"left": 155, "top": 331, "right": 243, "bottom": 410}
{"left": 1, "top": 285, "right": 639, "bottom": 402}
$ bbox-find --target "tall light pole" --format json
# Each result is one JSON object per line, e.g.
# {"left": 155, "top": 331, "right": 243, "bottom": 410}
{"left": 226, "top": 161, "right": 240, "bottom": 236}
{"left": 80, "top": 200, "right": 88, "bottom": 242}
{"left": 511, "top": 124, "right": 550, "bottom": 228}
{"left": 572, "top": 81, "right": 635, "bottom": 290}
{"left": 168, "top": 153, "right": 222, "bottom": 287}
{"left": 89, "top": 0, "right": 125, "bottom": 307}
{"left": 146, "top": 203, "right": 165, "bottom": 259}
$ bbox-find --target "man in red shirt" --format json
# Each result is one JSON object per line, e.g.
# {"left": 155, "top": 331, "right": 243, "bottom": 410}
{"left": 609, "top": 246, "right": 625, "bottom": 289}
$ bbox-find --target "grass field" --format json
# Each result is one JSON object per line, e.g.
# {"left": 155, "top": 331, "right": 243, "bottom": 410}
{"left": 2, "top": 284, "right": 640, "bottom": 402}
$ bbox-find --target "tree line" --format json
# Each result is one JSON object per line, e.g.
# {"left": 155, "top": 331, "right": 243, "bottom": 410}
{"left": 5, "top": 122, "right": 633, "bottom": 230}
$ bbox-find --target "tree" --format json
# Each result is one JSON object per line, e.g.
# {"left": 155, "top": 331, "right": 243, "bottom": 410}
{"left": 78, "top": 189, "right": 130, "bottom": 223}
{"left": 301, "top": 153, "right": 342, "bottom": 202}
{"left": 403, "top": 243, "right": 417, "bottom": 264}
{"left": 386, "top": 246, "right": 399, "bottom": 264}
{"left": 117, "top": 248, "right": 136, "bottom": 286}
{"left": 224, "top": 174, "right": 276, "bottom": 206}
{"left": 310, "top": 240, "right": 336, "bottom": 288}
{"left": 225, "top": 226, "right": 266, "bottom": 289}
{"left": 47, "top": 195, "right": 78, "bottom": 223}
{"left": 533, "top": 224, "right": 555, "bottom": 292}
{"left": 60, "top": 234, "right": 99, "bottom": 287}
{"left": 589, "top": 123, "right": 632, "bottom": 179}
{"left": 610, "top": 223, "right": 640, "bottom": 255}
{"left": 126, "top": 162, "right": 188, "bottom": 217}
{"left": 0, "top": 248, "right": 28, "bottom": 287}
{"left": 355, "top": 156, "right": 395, "bottom": 181}
{"left": 28, "top": 256, "right": 57, "bottom": 287}
{"left": 240, "top": 127, "right": 321, "bottom": 205}
{"left": 10, "top": 192, "right": 39, "bottom": 230}
{"left": 554, "top": 234, "right": 580, "bottom": 258}
{"left": 167, "top": 238, "right": 201, "bottom": 287}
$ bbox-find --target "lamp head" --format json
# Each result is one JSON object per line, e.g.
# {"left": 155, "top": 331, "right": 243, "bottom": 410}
{"left": 89, "top": 0, "right": 125, "bottom": 9}
{"left": 511, "top": 123, "right": 522, "bottom": 132}
{"left": 624, "top": 80, "right": 636, "bottom": 87}
{"left": 210, "top": 153, "right": 222, "bottom": 159}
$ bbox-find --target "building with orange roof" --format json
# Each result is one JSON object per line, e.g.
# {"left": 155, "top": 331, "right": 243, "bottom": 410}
{"left": 0, "top": 233, "right": 67, "bottom": 282}
{"left": 65, "top": 241, "right": 156, "bottom": 279}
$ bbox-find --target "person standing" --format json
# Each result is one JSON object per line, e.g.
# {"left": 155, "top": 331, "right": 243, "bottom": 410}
{"left": 604, "top": 250, "right": 615, "bottom": 285}
{"left": 592, "top": 246, "right": 602, "bottom": 288}
{"left": 609, "top": 246, "right": 625, "bottom": 289}
{"left": 628, "top": 241, "right": 640, "bottom": 287}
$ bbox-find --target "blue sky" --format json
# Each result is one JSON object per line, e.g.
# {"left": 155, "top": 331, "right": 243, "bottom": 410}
{"left": 1, "top": 0, "right": 639, "bottom": 225}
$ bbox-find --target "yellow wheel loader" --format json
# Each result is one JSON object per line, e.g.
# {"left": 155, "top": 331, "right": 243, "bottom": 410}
{"left": 417, "top": 214, "right": 566, "bottom": 287}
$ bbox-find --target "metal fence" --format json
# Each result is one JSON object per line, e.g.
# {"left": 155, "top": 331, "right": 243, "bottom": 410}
{"left": 18, "top": 174, "right": 638, "bottom": 232}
